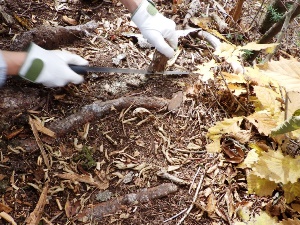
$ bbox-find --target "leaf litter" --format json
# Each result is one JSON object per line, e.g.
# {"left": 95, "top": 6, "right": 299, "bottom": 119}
{"left": 1, "top": 0, "right": 300, "bottom": 224}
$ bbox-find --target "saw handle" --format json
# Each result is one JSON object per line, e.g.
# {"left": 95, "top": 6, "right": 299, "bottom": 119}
{"left": 69, "top": 64, "right": 88, "bottom": 75}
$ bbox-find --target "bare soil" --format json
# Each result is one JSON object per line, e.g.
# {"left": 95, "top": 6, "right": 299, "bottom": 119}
{"left": 0, "top": 0, "right": 299, "bottom": 225}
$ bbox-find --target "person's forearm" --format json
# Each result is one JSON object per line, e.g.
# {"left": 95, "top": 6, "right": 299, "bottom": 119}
{"left": 1, "top": 51, "right": 27, "bottom": 75}
{"left": 119, "top": 0, "right": 143, "bottom": 13}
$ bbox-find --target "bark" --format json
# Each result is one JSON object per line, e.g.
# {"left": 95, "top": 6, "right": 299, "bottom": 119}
{"left": 227, "top": 0, "right": 246, "bottom": 26}
{"left": 259, "top": 0, "right": 287, "bottom": 33}
{"left": 49, "top": 96, "right": 169, "bottom": 137}
{"left": 148, "top": 50, "right": 169, "bottom": 73}
{"left": 76, "top": 183, "right": 178, "bottom": 221}
{"left": 247, "top": 4, "right": 300, "bottom": 62}
{"left": 258, "top": 5, "right": 300, "bottom": 44}
{"left": 10, "top": 20, "right": 99, "bottom": 51}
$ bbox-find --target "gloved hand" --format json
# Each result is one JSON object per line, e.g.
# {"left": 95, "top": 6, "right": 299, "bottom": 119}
{"left": 132, "top": 0, "right": 178, "bottom": 58}
{"left": 19, "top": 43, "right": 88, "bottom": 87}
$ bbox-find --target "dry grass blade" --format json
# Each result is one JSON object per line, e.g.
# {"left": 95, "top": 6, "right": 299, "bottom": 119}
{"left": 177, "top": 173, "right": 205, "bottom": 225}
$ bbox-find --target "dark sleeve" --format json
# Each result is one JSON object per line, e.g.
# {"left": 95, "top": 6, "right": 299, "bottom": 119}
{"left": 0, "top": 51, "right": 7, "bottom": 87}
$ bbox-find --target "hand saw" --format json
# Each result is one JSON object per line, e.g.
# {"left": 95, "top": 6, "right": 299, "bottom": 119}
{"left": 69, "top": 65, "right": 190, "bottom": 76}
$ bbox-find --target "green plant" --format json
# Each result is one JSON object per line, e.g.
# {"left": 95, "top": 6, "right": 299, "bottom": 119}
{"left": 242, "top": 49, "right": 253, "bottom": 58}
{"left": 267, "top": 5, "right": 284, "bottom": 22}
{"left": 73, "top": 145, "right": 96, "bottom": 169}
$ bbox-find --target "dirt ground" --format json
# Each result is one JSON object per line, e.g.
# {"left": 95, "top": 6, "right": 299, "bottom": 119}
{"left": 0, "top": 0, "right": 299, "bottom": 224}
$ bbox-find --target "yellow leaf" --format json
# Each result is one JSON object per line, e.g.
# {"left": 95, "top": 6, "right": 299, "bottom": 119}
{"left": 190, "top": 16, "right": 212, "bottom": 28}
{"left": 235, "top": 211, "right": 279, "bottom": 225}
{"left": 252, "top": 149, "right": 300, "bottom": 184}
{"left": 260, "top": 57, "right": 300, "bottom": 92}
{"left": 228, "top": 83, "right": 247, "bottom": 96}
{"left": 250, "top": 211, "right": 278, "bottom": 225}
{"left": 195, "top": 59, "right": 217, "bottom": 82}
{"left": 239, "top": 42, "right": 278, "bottom": 51}
{"left": 222, "top": 72, "right": 247, "bottom": 83}
{"left": 247, "top": 172, "right": 277, "bottom": 197}
{"left": 206, "top": 117, "right": 243, "bottom": 153}
{"left": 207, "top": 117, "right": 243, "bottom": 137}
{"left": 283, "top": 182, "right": 300, "bottom": 203}
{"left": 244, "top": 67, "right": 274, "bottom": 87}
{"left": 236, "top": 207, "right": 251, "bottom": 222}
{"left": 238, "top": 148, "right": 259, "bottom": 169}
{"left": 214, "top": 43, "right": 241, "bottom": 65}
{"left": 206, "top": 139, "right": 221, "bottom": 153}
{"left": 248, "top": 142, "right": 267, "bottom": 155}
{"left": 253, "top": 86, "right": 281, "bottom": 114}
{"left": 279, "top": 218, "right": 300, "bottom": 225}
{"left": 247, "top": 111, "right": 279, "bottom": 135}
{"left": 231, "top": 130, "right": 251, "bottom": 144}
{"left": 285, "top": 92, "right": 300, "bottom": 118}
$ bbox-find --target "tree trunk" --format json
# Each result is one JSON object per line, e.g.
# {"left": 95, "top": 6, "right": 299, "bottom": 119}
{"left": 259, "top": 0, "right": 287, "bottom": 33}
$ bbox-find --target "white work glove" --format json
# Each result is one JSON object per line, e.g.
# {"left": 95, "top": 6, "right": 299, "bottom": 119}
{"left": 19, "top": 43, "right": 88, "bottom": 87}
{"left": 132, "top": 0, "right": 178, "bottom": 58}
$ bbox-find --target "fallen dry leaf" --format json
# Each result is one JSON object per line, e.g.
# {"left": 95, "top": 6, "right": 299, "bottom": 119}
{"left": 62, "top": 15, "right": 77, "bottom": 25}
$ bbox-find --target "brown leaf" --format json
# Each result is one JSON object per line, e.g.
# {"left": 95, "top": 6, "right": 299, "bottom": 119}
{"left": 265, "top": 198, "right": 285, "bottom": 217}
{"left": 62, "top": 15, "right": 78, "bottom": 26}
{"left": 206, "top": 193, "right": 217, "bottom": 215}
{"left": 168, "top": 91, "right": 183, "bottom": 113}
{"left": 56, "top": 172, "right": 106, "bottom": 189}
{"left": 31, "top": 118, "right": 56, "bottom": 138}
{"left": 221, "top": 139, "right": 245, "bottom": 163}
{"left": 0, "top": 202, "right": 12, "bottom": 213}
{"left": 4, "top": 127, "right": 24, "bottom": 140}
{"left": 0, "top": 174, "right": 6, "bottom": 181}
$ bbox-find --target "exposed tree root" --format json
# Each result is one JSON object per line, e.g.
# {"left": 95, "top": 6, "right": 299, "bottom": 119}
{"left": 0, "top": 86, "right": 44, "bottom": 118}
{"left": 76, "top": 183, "right": 178, "bottom": 221}
{"left": 49, "top": 96, "right": 169, "bottom": 137}
{"left": 11, "top": 20, "right": 99, "bottom": 51}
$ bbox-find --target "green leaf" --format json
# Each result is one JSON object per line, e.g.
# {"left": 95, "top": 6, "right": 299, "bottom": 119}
{"left": 271, "top": 110, "right": 300, "bottom": 135}
{"left": 293, "top": 109, "right": 300, "bottom": 116}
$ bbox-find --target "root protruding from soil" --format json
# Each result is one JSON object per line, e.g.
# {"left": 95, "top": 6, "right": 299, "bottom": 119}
{"left": 76, "top": 183, "right": 178, "bottom": 221}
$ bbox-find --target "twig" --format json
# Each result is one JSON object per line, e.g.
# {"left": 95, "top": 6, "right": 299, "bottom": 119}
{"left": 247, "top": 3, "right": 300, "bottom": 62}
{"left": 265, "top": 0, "right": 300, "bottom": 62}
{"left": 25, "top": 181, "right": 49, "bottom": 225}
{"left": 177, "top": 173, "right": 205, "bottom": 225}
{"left": 29, "top": 117, "right": 51, "bottom": 170}
{"left": 163, "top": 208, "right": 187, "bottom": 223}
{"left": 157, "top": 169, "right": 190, "bottom": 186}
{"left": 189, "top": 165, "right": 201, "bottom": 194}
{"left": 248, "top": 0, "right": 266, "bottom": 30}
